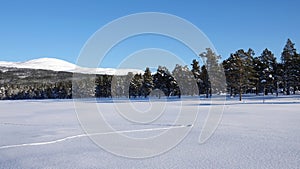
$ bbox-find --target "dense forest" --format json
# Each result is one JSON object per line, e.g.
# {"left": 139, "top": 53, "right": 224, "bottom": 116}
{"left": 223, "top": 39, "right": 300, "bottom": 100}
{"left": 0, "top": 39, "right": 299, "bottom": 101}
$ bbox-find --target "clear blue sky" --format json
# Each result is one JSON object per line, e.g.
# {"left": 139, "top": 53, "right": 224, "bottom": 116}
{"left": 0, "top": 0, "right": 299, "bottom": 68}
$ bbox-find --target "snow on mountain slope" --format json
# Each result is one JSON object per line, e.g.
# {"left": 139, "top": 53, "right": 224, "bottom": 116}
{"left": 0, "top": 58, "right": 143, "bottom": 75}
{"left": 0, "top": 58, "right": 77, "bottom": 72}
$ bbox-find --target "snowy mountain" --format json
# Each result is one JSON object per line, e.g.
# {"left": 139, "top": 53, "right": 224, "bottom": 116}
{"left": 0, "top": 58, "right": 143, "bottom": 75}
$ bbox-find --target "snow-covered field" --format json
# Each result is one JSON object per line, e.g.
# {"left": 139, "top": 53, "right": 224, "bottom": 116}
{"left": 0, "top": 96, "right": 299, "bottom": 169}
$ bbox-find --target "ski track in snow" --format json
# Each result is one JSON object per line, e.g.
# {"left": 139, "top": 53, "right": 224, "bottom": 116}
{"left": 0, "top": 125, "right": 191, "bottom": 150}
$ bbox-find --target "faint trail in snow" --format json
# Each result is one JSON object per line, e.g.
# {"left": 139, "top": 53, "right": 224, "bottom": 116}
{"left": 0, "top": 125, "right": 191, "bottom": 150}
{"left": 0, "top": 122, "right": 45, "bottom": 127}
{"left": 0, "top": 122, "right": 69, "bottom": 127}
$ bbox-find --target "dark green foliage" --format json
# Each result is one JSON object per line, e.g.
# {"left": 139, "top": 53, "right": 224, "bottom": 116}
{"left": 1, "top": 39, "right": 299, "bottom": 100}
{"left": 281, "top": 39, "right": 299, "bottom": 95}
{"left": 129, "top": 74, "right": 143, "bottom": 98}
{"left": 222, "top": 39, "right": 300, "bottom": 101}
{"left": 223, "top": 49, "right": 256, "bottom": 101}
{"left": 141, "top": 67, "right": 154, "bottom": 98}
{"left": 199, "top": 65, "right": 210, "bottom": 98}
{"left": 95, "top": 75, "right": 112, "bottom": 98}
{"left": 153, "top": 66, "right": 179, "bottom": 97}
{"left": 0, "top": 67, "right": 73, "bottom": 100}
{"left": 257, "top": 49, "right": 278, "bottom": 95}
{"left": 191, "top": 59, "right": 202, "bottom": 95}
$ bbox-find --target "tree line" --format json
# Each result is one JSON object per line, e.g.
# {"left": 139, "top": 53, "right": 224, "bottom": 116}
{"left": 0, "top": 39, "right": 299, "bottom": 100}
{"left": 97, "top": 38, "right": 300, "bottom": 100}
{"left": 0, "top": 82, "right": 72, "bottom": 100}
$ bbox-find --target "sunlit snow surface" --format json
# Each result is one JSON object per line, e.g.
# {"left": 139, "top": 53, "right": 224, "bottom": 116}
{"left": 0, "top": 95, "right": 299, "bottom": 169}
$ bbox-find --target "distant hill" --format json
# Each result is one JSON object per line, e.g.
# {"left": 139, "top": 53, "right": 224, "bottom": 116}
{"left": 0, "top": 58, "right": 143, "bottom": 100}
{"left": 0, "top": 57, "right": 143, "bottom": 75}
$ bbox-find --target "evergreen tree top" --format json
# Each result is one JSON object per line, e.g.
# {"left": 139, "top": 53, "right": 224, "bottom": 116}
{"left": 282, "top": 38, "right": 297, "bottom": 62}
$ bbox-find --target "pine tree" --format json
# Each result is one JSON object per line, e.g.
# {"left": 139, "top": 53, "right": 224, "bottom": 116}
{"left": 258, "top": 48, "right": 277, "bottom": 95}
{"left": 224, "top": 49, "right": 256, "bottom": 101}
{"left": 141, "top": 67, "right": 154, "bottom": 98}
{"left": 191, "top": 59, "right": 202, "bottom": 95}
{"left": 153, "top": 66, "right": 178, "bottom": 97}
{"left": 281, "top": 39, "right": 298, "bottom": 95}
{"left": 199, "top": 65, "right": 210, "bottom": 98}
{"left": 129, "top": 74, "right": 143, "bottom": 98}
{"left": 95, "top": 75, "right": 112, "bottom": 98}
{"left": 252, "top": 57, "right": 262, "bottom": 95}
{"left": 199, "top": 48, "right": 226, "bottom": 97}
{"left": 275, "top": 63, "right": 284, "bottom": 96}
{"left": 223, "top": 58, "right": 239, "bottom": 97}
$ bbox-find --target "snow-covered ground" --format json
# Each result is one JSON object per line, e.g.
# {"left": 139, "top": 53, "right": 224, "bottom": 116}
{"left": 0, "top": 96, "right": 299, "bottom": 169}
